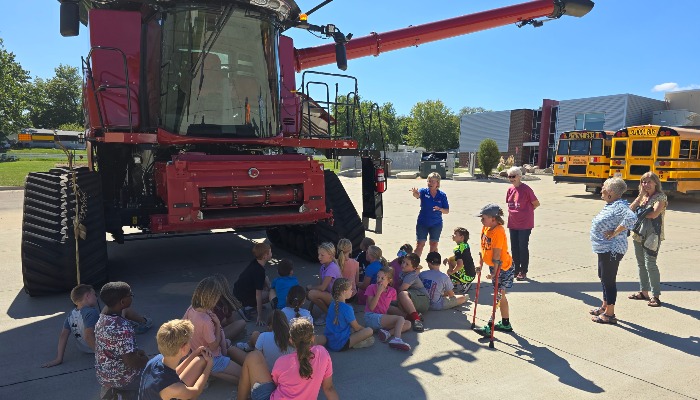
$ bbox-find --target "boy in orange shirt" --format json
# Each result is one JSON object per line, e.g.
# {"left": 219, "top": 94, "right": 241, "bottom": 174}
{"left": 476, "top": 204, "right": 514, "bottom": 335}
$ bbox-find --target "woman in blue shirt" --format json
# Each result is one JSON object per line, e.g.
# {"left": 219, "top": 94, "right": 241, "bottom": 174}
{"left": 589, "top": 177, "right": 637, "bottom": 324}
{"left": 410, "top": 172, "right": 449, "bottom": 257}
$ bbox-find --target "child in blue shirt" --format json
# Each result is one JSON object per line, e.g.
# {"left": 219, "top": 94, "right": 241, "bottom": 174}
{"left": 324, "top": 278, "right": 374, "bottom": 351}
{"left": 269, "top": 259, "right": 298, "bottom": 309}
{"left": 358, "top": 245, "right": 387, "bottom": 290}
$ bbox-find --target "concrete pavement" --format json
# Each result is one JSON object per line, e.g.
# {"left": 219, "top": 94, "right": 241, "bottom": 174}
{"left": 0, "top": 175, "right": 698, "bottom": 399}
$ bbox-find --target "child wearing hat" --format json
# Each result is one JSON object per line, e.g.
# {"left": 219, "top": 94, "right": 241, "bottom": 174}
{"left": 476, "top": 203, "right": 515, "bottom": 335}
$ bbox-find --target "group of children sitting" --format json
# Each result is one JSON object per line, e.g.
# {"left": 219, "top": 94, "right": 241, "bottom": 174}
{"left": 43, "top": 204, "right": 518, "bottom": 399}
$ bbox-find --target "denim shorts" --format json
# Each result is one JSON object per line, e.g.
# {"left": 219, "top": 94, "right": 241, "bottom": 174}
{"left": 211, "top": 355, "right": 231, "bottom": 373}
{"left": 489, "top": 266, "right": 514, "bottom": 290}
{"left": 251, "top": 381, "right": 276, "bottom": 400}
{"left": 364, "top": 312, "right": 383, "bottom": 329}
{"left": 416, "top": 224, "right": 442, "bottom": 242}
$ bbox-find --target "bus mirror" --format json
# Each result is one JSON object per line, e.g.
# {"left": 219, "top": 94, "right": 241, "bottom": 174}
{"left": 335, "top": 42, "right": 347, "bottom": 71}
{"left": 60, "top": 1, "right": 80, "bottom": 37}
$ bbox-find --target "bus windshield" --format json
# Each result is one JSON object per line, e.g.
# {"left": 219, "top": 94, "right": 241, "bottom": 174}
{"left": 160, "top": 7, "right": 280, "bottom": 138}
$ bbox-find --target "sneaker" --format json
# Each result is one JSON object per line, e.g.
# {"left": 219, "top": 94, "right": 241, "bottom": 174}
{"left": 388, "top": 337, "right": 411, "bottom": 351}
{"left": 237, "top": 308, "right": 253, "bottom": 322}
{"left": 494, "top": 321, "right": 513, "bottom": 332}
{"left": 351, "top": 336, "right": 375, "bottom": 349}
{"left": 236, "top": 342, "right": 253, "bottom": 352}
{"left": 475, "top": 324, "right": 492, "bottom": 337}
{"left": 314, "top": 314, "right": 327, "bottom": 326}
{"left": 377, "top": 328, "right": 392, "bottom": 343}
{"left": 412, "top": 319, "right": 425, "bottom": 332}
{"left": 134, "top": 316, "right": 153, "bottom": 335}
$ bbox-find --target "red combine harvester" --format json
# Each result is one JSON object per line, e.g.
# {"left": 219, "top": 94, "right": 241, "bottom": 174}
{"left": 21, "top": 0, "right": 593, "bottom": 295}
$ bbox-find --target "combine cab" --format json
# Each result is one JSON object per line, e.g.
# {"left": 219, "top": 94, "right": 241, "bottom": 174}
{"left": 21, "top": 0, "right": 594, "bottom": 295}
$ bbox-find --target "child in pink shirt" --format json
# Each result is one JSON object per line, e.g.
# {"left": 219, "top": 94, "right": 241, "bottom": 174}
{"left": 236, "top": 318, "right": 339, "bottom": 400}
{"left": 336, "top": 238, "right": 360, "bottom": 300}
{"left": 364, "top": 267, "right": 412, "bottom": 351}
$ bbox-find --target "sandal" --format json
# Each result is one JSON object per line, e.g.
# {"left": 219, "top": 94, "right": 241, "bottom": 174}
{"left": 628, "top": 292, "right": 650, "bottom": 300}
{"left": 591, "top": 314, "right": 617, "bottom": 324}
{"left": 648, "top": 297, "right": 662, "bottom": 307}
{"left": 589, "top": 307, "right": 606, "bottom": 316}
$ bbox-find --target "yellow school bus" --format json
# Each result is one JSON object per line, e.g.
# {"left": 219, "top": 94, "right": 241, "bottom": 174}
{"left": 553, "top": 130, "right": 613, "bottom": 193}
{"left": 611, "top": 125, "right": 700, "bottom": 194}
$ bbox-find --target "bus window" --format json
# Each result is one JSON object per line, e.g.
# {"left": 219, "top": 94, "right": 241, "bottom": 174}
{"left": 692, "top": 141, "right": 699, "bottom": 159}
{"left": 679, "top": 140, "right": 691, "bottom": 159}
{"left": 614, "top": 141, "right": 626, "bottom": 157}
{"left": 569, "top": 140, "right": 590, "bottom": 155}
{"left": 590, "top": 139, "right": 603, "bottom": 155}
{"left": 631, "top": 140, "right": 652, "bottom": 156}
{"left": 657, "top": 140, "right": 672, "bottom": 157}
{"left": 556, "top": 140, "right": 569, "bottom": 155}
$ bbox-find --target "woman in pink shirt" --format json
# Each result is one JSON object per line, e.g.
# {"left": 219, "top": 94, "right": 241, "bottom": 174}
{"left": 505, "top": 167, "right": 540, "bottom": 281}
{"left": 236, "top": 318, "right": 339, "bottom": 400}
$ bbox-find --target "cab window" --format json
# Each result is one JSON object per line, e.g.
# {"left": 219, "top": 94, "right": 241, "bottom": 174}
{"left": 657, "top": 140, "right": 672, "bottom": 157}
{"left": 613, "top": 141, "right": 626, "bottom": 157}
{"left": 631, "top": 140, "right": 652, "bottom": 157}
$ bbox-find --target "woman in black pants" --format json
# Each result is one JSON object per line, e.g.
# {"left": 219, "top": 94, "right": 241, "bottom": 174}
{"left": 588, "top": 177, "right": 637, "bottom": 324}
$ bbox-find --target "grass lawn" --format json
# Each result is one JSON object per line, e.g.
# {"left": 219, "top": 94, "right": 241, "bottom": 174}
{"left": 0, "top": 161, "right": 64, "bottom": 186}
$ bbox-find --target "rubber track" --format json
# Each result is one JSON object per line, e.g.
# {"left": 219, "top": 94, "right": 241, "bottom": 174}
{"left": 21, "top": 168, "right": 108, "bottom": 296}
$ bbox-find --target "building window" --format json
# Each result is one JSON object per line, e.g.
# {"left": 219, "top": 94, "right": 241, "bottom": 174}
{"left": 574, "top": 112, "right": 605, "bottom": 130}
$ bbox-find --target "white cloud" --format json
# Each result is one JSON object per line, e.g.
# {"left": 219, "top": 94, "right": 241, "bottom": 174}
{"left": 652, "top": 82, "right": 700, "bottom": 92}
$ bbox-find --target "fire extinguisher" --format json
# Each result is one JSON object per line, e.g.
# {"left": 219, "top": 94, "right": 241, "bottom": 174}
{"left": 375, "top": 167, "right": 386, "bottom": 193}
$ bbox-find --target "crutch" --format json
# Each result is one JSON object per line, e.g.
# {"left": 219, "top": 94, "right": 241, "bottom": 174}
{"left": 470, "top": 266, "right": 483, "bottom": 329}
{"left": 487, "top": 266, "right": 502, "bottom": 349}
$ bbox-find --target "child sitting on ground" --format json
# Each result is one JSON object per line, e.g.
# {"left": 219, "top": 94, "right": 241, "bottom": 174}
{"left": 476, "top": 204, "right": 515, "bottom": 335}
{"left": 355, "top": 237, "right": 375, "bottom": 281}
{"left": 94, "top": 281, "right": 149, "bottom": 399}
{"left": 365, "top": 267, "right": 412, "bottom": 352}
{"left": 236, "top": 318, "right": 339, "bottom": 400}
{"left": 325, "top": 278, "right": 374, "bottom": 352}
{"left": 184, "top": 276, "right": 247, "bottom": 383}
{"left": 389, "top": 253, "right": 429, "bottom": 332}
{"left": 307, "top": 242, "right": 342, "bottom": 326}
{"left": 42, "top": 284, "right": 100, "bottom": 367}
{"left": 212, "top": 274, "right": 246, "bottom": 342}
{"left": 389, "top": 244, "right": 413, "bottom": 290}
{"left": 358, "top": 245, "right": 388, "bottom": 290}
{"left": 269, "top": 259, "right": 299, "bottom": 310}
{"left": 253, "top": 310, "right": 296, "bottom": 370}
{"left": 421, "top": 252, "right": 468, "bottom": 310}
{"left": 281, "top": 285, "right": 313, "bottom": 324}
{"left": 336, "top": 239, "right": 360, "bottom": 302}
{"left": 138, "top": 319, "right": 213, "bottom": 400}
{"left": 233, "top": 242, "right": 272, "bottom": 327}
{"left": 443, "top": 227, "right": 477, "bottom": 294}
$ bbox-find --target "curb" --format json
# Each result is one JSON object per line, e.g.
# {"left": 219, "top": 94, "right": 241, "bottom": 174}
{"left": 0, "top": 186, "right": 24, "bottom": 191}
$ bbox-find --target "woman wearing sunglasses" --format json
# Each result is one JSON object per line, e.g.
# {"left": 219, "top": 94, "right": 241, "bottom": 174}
{"left": 505, "top": 167, "right": 540, "bottom": 281}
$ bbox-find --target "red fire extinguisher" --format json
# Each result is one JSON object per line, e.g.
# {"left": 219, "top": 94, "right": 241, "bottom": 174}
{"left": 375, "top": 167, "right": 386, "bottom": 193}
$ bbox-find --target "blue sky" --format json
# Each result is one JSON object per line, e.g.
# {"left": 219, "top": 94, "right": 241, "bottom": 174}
{"left": 2, "top": 1, "right": 699, "bottom": 116}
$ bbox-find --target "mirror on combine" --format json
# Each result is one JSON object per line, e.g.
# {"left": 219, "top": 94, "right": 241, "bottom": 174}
{"left": 60, "top": 0, "right": 80, "bottom": 37}
{"left": 335, "top": 42, "right": 347, "bottom": 71}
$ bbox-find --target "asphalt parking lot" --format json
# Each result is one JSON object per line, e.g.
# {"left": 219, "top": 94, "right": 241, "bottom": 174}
{"left": 0, "top": 175, "right": 698, "bottom": 399}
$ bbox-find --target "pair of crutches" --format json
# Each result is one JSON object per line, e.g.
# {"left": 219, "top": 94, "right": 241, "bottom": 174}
{"left": 470, "top": 264, "right": 501, "bottom": 349}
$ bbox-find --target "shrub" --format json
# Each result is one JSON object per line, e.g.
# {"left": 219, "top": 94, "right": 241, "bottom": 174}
{"left": 478, "top": 139, "right": 500, "bottom": 177}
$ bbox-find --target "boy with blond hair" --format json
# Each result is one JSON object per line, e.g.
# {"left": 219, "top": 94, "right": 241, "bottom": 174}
{"left": 139, "top": 319, "right": 213, "bottom": 400}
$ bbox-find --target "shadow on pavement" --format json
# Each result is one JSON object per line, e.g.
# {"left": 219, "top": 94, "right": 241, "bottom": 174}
{"left": 615, "top": 319, "right": 700, "bottom": 358}
{"left": 498, "top": 334, "right": 604, "bottom": 394}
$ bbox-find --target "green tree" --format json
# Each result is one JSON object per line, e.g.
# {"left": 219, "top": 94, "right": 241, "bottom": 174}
{"left": 458, "top": 106, "right": 490, "bottom": 118}
{"left": 58, "top": 122, "right": 84, "bottom": 131}
{"left": 28, "top": 64, "right": 83, "bottom": 129}
{"left": 478, "top": 138, "right": 501, "bottom": 176}
{"left": 333, "top": 95, "right": 401, "bottom": 151}
{"left": 0, "top": 38, "right": 32, "bottom": 140}
{"left": 408, "top": 100, "right": 459, "bottom": 151}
